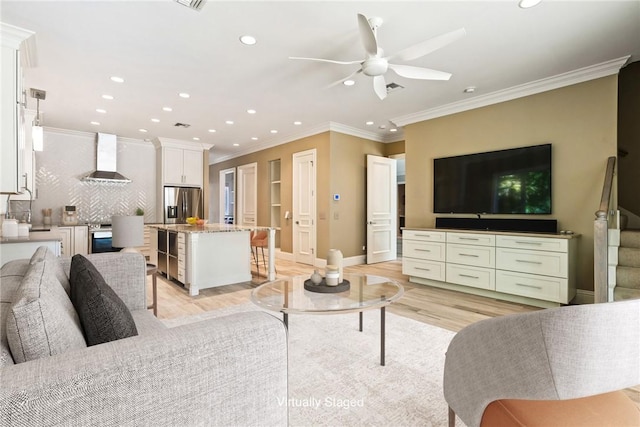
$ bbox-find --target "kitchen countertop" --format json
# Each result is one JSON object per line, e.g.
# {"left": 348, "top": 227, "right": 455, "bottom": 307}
{"left": 1, "top": 230, "right": 63, "bottom": 244}
{"left": 149, "top": 223, "right": 273, "bottom": 234}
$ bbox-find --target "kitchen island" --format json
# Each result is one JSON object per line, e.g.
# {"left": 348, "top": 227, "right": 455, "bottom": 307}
{"left": 150, "top": 224, "right": 275, "bottom": 296}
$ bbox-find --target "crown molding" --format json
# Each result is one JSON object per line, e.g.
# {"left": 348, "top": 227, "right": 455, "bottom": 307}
{"left": 0, "top": 22, "right": 34, "bottom": 49}
{"left": 392, "top": 56, "right": 631, "bottom": 127}
{"left": 152, "top": 137, "right": 213, "bottom": 151}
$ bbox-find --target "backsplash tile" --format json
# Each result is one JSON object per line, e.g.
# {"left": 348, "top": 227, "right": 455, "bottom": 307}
{"left": 21, "top": 129, "right": 157, "bottom": 225}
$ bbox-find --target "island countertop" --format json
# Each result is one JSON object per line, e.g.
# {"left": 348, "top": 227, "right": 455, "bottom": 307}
{"left": 1, "top": 230, "right": 63, "bottom": 244}
{"left": 149, "top": 223, "right": 274, "bottom": 234}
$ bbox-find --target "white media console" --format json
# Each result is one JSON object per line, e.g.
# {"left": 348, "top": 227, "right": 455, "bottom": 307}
{"left": 402, "top": 228, "right": 579, "bottom": 308}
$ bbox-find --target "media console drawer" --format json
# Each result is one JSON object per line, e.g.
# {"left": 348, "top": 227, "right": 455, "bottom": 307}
{"left": 496, "top": 235, "right": 567, "bottom": 252}
{"left": 403, "top": 240, "right": 445, "bottom": 262}
{"left": 403, "top": 258, "right": 445, "bottom": 281}
{"left": 447, "top": 244, "right": 495, "bottom": 268}
{"left": 403, "top": 230, "right": 445, "bottom": 242}
{"left": 446, "top": 263, "right": 495, "bottom": 290}
{"left": 496, "top": 270, "right": 565, "bottom": 303}
{"left": 496, "top": 247, "right": 567, "bottom": 278}
{"left": 446, "top": 232, "right": 495, "bottom": 247}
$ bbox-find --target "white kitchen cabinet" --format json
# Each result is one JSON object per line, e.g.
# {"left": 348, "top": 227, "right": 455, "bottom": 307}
{"left": 11, "top": 110, "right": 36, "bottom": 201}
{"left": 1, "top": 23, "right": 33, "bottom": 194}
{"left": 57, "top": 226, "right": 88, "bottom": 256}
{"left": 162, "top": 146, "right": 203, "bottom": 187}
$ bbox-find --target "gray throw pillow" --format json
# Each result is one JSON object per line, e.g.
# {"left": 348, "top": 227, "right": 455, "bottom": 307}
{"left": 30, "top": 245, "right": 71, "bottom": 295}
{"left": 69, "top": 254, "right": 138, "bottom": 346}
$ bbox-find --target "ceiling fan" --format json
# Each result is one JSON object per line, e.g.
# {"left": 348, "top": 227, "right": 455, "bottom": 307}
{"left": 290, "top": 14, "right": 466, "bottom": 100}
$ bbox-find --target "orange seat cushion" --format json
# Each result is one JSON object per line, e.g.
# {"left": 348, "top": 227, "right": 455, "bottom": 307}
{"left": 481, "top": 391, "right": 640, "bottom": 427}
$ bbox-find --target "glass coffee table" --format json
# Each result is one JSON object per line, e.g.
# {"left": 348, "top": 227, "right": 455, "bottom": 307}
{"left": 251, "top": 273, "right": 404, "bottom": 366}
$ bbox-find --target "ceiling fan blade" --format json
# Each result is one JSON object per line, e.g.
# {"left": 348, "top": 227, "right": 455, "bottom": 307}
{"left": 357, "top": 13, "right": 378, "bottom": 57}
{"left": 289, "top": 56, "right": 362, "bottom": 65}
{"left": 326, "top": 69, "right": 363, "bottom": 89}
{"left": 388, "top": 28, "right": 466, "bottom": 62}
{"left": 373, "top": 75, "right": 387, "bottom": 100}
{"left": 388, "top": 63, "right": 452, "bottom": 80}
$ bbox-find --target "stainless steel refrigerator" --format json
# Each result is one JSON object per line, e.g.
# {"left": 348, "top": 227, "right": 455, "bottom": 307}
{"left": 163, "top": 186, "right": 203, "bottom": 224}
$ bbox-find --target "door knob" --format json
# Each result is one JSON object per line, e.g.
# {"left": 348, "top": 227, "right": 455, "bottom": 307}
{"left": 295, "top": 221, "right": 300, "bottom": 225}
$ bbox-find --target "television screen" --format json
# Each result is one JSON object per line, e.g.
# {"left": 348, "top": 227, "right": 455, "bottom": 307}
{"left": 433, "top": 144, "right": 551, "bottom": 214}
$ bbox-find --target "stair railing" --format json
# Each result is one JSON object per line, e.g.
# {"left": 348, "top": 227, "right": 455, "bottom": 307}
{"left": 594, "top": 156, "right": 617, "bottom": 303}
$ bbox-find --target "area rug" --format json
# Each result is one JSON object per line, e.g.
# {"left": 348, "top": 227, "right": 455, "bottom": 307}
{"left": 164, "top": 304, "right": 458, "bottom": 427}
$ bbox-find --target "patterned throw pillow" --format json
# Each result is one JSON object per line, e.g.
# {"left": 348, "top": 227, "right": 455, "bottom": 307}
{"left": 69, "top": 255, "right": 138, "bottom": 346}
{"left": 6, "top": 260, "right": 87, "bottom": 363}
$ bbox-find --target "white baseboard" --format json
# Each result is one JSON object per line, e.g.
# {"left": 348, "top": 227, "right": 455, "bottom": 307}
{"left": 572, "top": 289, "right": 594, "bottom": 305}
{"left": 274, "top": 251, "right": 366, "bottom": 268}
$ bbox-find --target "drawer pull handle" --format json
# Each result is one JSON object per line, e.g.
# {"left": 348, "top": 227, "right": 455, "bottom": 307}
{"left": 415, "top": 249, "right": 431, "bottom": 252}
{"left": 516, "top": 259, "right": 543, "bottom": 265}
{"left": 459, "top": 253, "right": 479, "bottom": 258}
{"left": 415, "top": 267, "right": 431, "bottom": 271}
{"left": 415, "top": 234, "right": 433, "bottom": 237}
{"left": 459, "top": 237, "right": 479, "bottom": 241}
{"left": 515, "top": 241, "right": 542, "bottom": 245}
{"left": 459, "top": 274, "right": 479, "bottom": 279}
{"left": 515, "top": 283, "right": 543, "bottom": 290}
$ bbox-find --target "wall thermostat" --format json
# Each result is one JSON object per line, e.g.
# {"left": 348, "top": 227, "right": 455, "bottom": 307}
{"left": 333, "top": 194, "right": 340, "bottom": 201}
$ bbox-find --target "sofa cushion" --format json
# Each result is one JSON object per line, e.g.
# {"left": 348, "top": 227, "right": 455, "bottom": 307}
{"left": 0, "top": 260, "right": 31, "bottom": 367}
{"left": 30, "top": 245, "right": 71, "bottom": 295}
{"left": 6, "top": 260, "right": 87, "bottom": 363}
{"left": 70, "top": 255, "right": 138, "bottom": 346}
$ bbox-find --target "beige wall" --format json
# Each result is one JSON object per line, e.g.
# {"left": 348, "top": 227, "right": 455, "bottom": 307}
{"left": 618, "top": 61, "right": 640, "bottom": 218}
{"left": 329, "top": 133, "right": 385, "bottom": 257}
{"left": 405, "top": 76, "right": 618, "bottom": 292}
{"left": 210, "top": 131, "right": 387, "bottom": 259}
{"left": 384, "top": 140, "right": 405, "bottom": 157}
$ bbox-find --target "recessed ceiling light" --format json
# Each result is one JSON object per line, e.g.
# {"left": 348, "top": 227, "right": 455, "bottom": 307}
{"left": 251, "top": 137, "right": 258, "bottom": 141}
{"left": 463, "top": 86, "right": 476, "bottom": 93}
{"left": 293, "top": 121, "right": 302, "bottom": 125}
{"left": 247, "top": 109, "right": 256, "bottom": 114}
{"left": 179, "top": 92, "right": 190, "bottom": 98}
{"left": 519, "top": 0, "right": 542, "bottom": 8}
{"left": 239, "top": 35, "right": 257, "bottom": 45}
{"left": 233, "top": 143, "right": 240, "bottom": 147}
{"left": 96, "top": 108, "right": 107, "bottom": 114}
{"left": 163, "top": 107, "right": 173, "bottom": 112}
{"left": 90, "top": 121, "right": 100, "bottom": 125}
{"left": 343, "top": 80, "right": 355, "bottom": 86}
{"left": 151, "top": 118, "right": 160, "bottom": 123}
{"left": 225, "top": 120, "right": 234, "bottom": 125}
{"left": 390, "top": 128, "right": 397, "bottom": 132}
{"left": 193, "top": 137, "right": 200, "bottom": 141}
{"left": 139, "top": 128, "right": 148, "bottom": 133}
{"left": 110, "top": 76, "right": 124, "bottom": 83}
{"left": 270, "top": 130, "right": 278, "bottom": 134}
{"left": 102, "top": 94, "right": 114, "bottom": 100}
{"left": 366, "top": 121, "right": 374, "bottom": 126}
{"left": 208, "top": 129, "right": 217, "bottom": 133}
{"left": 378, "top": 125, "right": 386, "bottom": 129}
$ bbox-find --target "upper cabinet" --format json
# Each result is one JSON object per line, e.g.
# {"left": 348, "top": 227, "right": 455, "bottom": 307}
{"left": 154, "top": 139, "right": 211, "bottom": 188}
{"left": 163, "top": 146, "right": 203, "bottom": 186}
{"left": 0, "top": 23, "right": 34, "bottom": 194}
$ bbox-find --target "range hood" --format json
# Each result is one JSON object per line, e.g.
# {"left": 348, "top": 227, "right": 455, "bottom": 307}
{"left": 83, "top": 133, "right": 131, "bottom": 183}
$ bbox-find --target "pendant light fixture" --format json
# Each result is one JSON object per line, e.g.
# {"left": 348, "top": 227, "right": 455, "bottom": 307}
{"left": 30, "top": 88, "right": 46, "bottom": 152}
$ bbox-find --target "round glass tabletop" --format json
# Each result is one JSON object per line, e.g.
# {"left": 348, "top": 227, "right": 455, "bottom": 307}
{"left": 251, "top": 273, "right": 404, "bottom": 315}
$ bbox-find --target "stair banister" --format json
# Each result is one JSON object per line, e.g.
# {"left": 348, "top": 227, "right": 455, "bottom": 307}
{"left": 594, "top": 156, "right": 617, "bottom": 303}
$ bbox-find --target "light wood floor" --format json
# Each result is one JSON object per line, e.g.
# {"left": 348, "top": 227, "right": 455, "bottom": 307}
{"left": 147, "top": 257, "right": 639, "bottom": 406}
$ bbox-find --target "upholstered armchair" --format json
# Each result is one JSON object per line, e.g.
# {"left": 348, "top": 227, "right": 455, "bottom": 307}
{"left": 444, "top": 299, "right": 640, "bottom": 427}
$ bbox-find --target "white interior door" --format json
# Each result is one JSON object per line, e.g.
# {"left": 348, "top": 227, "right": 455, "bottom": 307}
{"left": 237, "top": 162, "right": 257, "bottom": 227}
{"left": 218, "top": 168, "right": 235, "bottom": 224}
{"left": 367, "top": 155, "right": 397, "bottom": 264}
{"left": 293, "top": 149, "right": 316, "bottom": 265}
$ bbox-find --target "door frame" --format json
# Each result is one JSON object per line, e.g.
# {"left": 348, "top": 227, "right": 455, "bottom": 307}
{"left": 237, "top": 162, "right": 257, "bottom": 227}
{"left": 366, "top": 154, "right": 398, "bottom": 264}
{"left": 219, "top": 167, "right": 235, "bottom": 224}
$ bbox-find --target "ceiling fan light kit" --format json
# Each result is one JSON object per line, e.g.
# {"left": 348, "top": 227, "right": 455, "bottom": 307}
{"left": 290, "top": 13, "right": 466, "bottom": 100}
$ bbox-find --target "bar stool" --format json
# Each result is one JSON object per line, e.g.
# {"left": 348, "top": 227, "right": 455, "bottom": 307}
{"left": 250, "top": 230, "right": 274, "bottom": 278}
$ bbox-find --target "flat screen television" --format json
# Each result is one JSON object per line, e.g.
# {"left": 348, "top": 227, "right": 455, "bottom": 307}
{"left": 433, "top": 144, "right": 552, "bottom": 214}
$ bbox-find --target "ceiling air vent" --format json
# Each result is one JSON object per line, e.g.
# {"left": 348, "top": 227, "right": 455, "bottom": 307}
{"left": 386, "top": 82, "right": 405, "bottom": 94}
{"left": 174, "top": 0, "right": 206, "bottom": 11}
{"left": 174, "top": 122, "right": 191, "bottom": 128}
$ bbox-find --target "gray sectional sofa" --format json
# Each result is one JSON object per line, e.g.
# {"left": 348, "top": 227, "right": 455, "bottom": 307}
{"left": 0, "top": 248, "right": 288, "bottom": 426}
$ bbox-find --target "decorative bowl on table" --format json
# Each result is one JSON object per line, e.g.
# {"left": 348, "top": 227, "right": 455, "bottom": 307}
{"left": 196, "top": 219, "right": 207, "bottom": 226}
